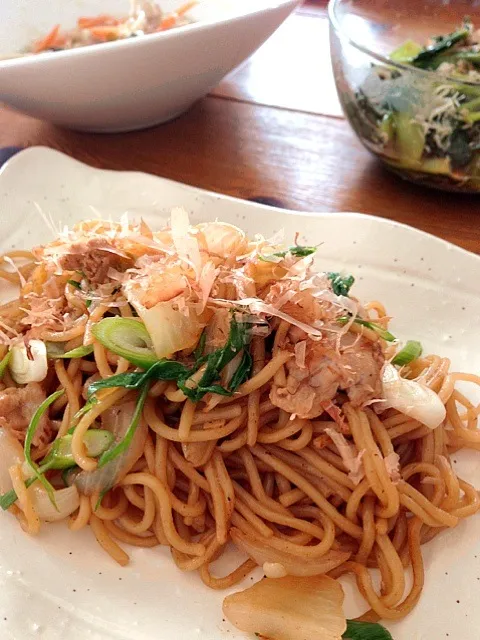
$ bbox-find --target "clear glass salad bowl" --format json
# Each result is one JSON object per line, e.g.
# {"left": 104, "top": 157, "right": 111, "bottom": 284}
{"left": 329, "top": 0, "right": 480, "bottom": 193}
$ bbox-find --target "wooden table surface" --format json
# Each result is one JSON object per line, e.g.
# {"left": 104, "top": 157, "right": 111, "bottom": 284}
{"left": 1, "top": 1, "right": 479, "bottom": 253}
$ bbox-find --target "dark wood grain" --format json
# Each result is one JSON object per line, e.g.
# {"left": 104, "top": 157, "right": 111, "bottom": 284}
{"left": 0, "top": 2, "right": 478, "bottom": 255}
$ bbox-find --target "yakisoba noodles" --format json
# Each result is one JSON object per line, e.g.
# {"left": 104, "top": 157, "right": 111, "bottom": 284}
{"left": 0, "top": 212, "right": 479, "bottom": 637}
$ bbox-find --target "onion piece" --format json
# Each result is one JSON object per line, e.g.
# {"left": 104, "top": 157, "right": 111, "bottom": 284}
{"left": 382, "top": 363, "right": 446, "bottom": 430}
{"left": 131, "top": 299, "right": 205, "bottom": 359}
{"left": 196, "top": 222, "right": 248, "bottom": 259}
{"left": 10, "top": 340, "right": 48, "bottom": 384}
{"left": 74, "top": 401, "right": 147, "bottom": 495}
{"left": 231, "top": 528, "right": 350, "bottom": 577}
{"left": 0, "top": 428, "right": 25, "bottom": 493}
{"left": 223, "top": 574, "right": 346, "bottom": 640}
{"left": 30, "top": 485, "right": 79, "bottom": 522}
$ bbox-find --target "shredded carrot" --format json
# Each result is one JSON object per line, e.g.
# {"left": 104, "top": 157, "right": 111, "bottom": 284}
{"left": 158, "top": 15, "right": 178, "bottom": 31}
{"left": 176, "top": 1, "right": 198, "bottom": 17}
{"left": 32, "top": 24, "right": 61, "bottom": 53}
{"left": 78, "top": 15, "right": 120, "bottom": 29}
{"left": 88, "top": 26, "right": 120, "bottom": 42}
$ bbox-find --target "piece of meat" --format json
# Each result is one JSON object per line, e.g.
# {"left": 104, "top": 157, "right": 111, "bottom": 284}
{"left": 58, "top": 238, "right": 132, "bottom": 285}
{"left": 340, "top": 333, "right": 384, "bottom": 406}
{"left": 0, "top": 382, "right": 52, "bottom": 447}
{"left": 270, "top": 335, "right": 384, "bottom": 419}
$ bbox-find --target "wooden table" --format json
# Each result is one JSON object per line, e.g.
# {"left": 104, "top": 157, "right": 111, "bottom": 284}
{"left": 1, "top": 1, "right": 479, "bottom": 253}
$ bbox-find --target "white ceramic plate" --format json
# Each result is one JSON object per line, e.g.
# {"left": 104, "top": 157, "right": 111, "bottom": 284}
{"left": 0, "top": 147, "right": 479, "bottom": 640}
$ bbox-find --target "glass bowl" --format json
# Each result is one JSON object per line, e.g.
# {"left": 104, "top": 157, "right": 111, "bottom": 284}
{"left": 329, "top": 0, "right": 480, "bottom": 192}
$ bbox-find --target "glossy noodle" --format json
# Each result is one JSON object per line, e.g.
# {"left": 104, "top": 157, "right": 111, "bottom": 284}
{"left": 0, "top": 213, "right": 479, "bottom": 625}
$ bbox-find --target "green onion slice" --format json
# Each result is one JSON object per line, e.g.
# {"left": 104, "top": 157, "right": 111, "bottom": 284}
{"left": 338, "top": 316, "right": 396, "bottom": 342}
{"left": 92, "top": 317, "right": 158, "bottom": 369}
{"left": 0, "top": 428, "right": 112, "bottom": 510}
{"left": 392, "top": 340, "right": 423, "bottom": 366}
{"left": 98, "top": 383, "right": 149, "bottom": 468}
{"left": 57, "top": 344, "right": 94, "bottom": 359}
{"left": 41, "top": 430, "right": 114, "bottom": 470}
{"left": 0, "top": 351, "right": 11, "bottom": 380}
{"left": 24, "top": 389, "right": 64, "bottom": 509}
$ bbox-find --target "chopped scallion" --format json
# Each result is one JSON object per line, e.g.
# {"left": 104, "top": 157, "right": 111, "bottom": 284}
{"left": 392, "top": 340, "right": 423, "bottom": 366}
{"left": 338, "top": 315, "right": 396, "bottom": 342}
{"left": 92, "top": 317, "right": 158, "bottom": 369}
{"left": 0, "top": 351, "right": 11, "bottom": 380}
{"left": 24, "top": 389, "right": 64, "bottom": 510}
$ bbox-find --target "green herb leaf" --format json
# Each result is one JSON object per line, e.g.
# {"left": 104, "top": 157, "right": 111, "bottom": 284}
{"left": 180, "top": 317, "right": 252, "bottom": 402}
{"left": 87, "top": 359, "right": 190, "bottom": 397}
{"left": 228, "top": 348, "right": 253, "bottom": 392}
{"left": 259, "top": 245, "right": 317, "bottom": 262}
{"left": 338, "top": 316, "right": 396, "bottom": 342}
{"left": 92, "top": 317, "right": 158, "bottom": 369}
{"left": 67, "top": 279, "right": 82, "bottom": 290}
{"left": 56, "top": 344, "right": 95, "bottom": 359}
{"left": 327, "top": 272, "right": 355, "bottom": 297}
{"left": 410, "top": 21, "right": 471, "bottom": 69}
{"left": 98, "top": 383, "right": 149, "bottom": 468}
{"left": 343, "top": 620, "right": 393, "bottom": 640}
{"left": 392, "top": 340, "right": 423, "bottom": 366}
{"left": 24, "top": 389, "right": 64, "bottom": 510}
{"left": 0, "top": 351, "right": 11, "bottom": 380}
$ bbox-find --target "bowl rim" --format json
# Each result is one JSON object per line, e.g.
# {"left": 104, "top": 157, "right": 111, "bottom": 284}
{"left": 327, "top": 0, "right": 480, "bottom": 87}
{"left": 0, "top": 0, "right": 300, "bottom": 70}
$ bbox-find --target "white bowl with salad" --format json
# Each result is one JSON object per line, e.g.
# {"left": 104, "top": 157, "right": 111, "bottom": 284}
{"left": 329, "top": 0, "right": 480, "bottom": 192}
{"left": 0, "top": 0, "right": 299, "bottom": 132}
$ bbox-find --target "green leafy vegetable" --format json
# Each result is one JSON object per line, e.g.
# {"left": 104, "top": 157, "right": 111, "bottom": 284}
{"left": 410, "top": 21, "right": 471, "bottom": 69}
{"left": 228, "top": 349, "right": 253, "bottom": 392}
{"left": 0, "top": 351, "right": 11, "bottom": 380}
{"left": 343, "top": 619, "right": 393, "bottom": 640}
{"left": 338, "top": 316, "right": 396, "bottom": 342}
{"left": 259, "top": 245, "right": 317, "bottom": 262}
{"left": 57, "top": 344, "right": 95, "bottom": 359}
{"left": 98, "top": 383, "right": 149, "bottom": 468}
{"left": 390, "top": 39, "right": 422, "bottom": 63}
{"left": 87, "top": 359, "right": 191, "bottom": 397}
{"left": 24, "top": 389, "right": 64, "bottom": 509}
{"left": 327, "top": 272, "right": 355, "bottom": 297}
{"left": 88, "top": 316, "right": 253, "bottom": 403}
{"left": 179, "top": 316, "right": 252, "bottom": 402}
{"left": 392, "top": 340, "right": 423, "bottom": 366}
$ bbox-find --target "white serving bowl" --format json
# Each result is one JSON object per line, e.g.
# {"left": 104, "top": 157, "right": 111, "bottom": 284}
{"left": 0, "top": 0, "right": 299, "bottom": 132}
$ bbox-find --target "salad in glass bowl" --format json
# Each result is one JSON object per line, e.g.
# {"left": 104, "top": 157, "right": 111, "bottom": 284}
{"left": 330, "top": 0, "right": 480, "bottom": 192}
